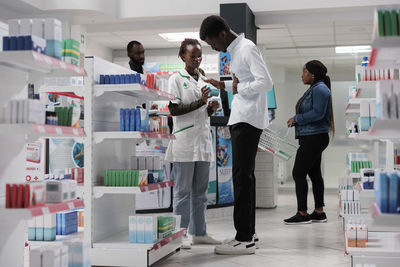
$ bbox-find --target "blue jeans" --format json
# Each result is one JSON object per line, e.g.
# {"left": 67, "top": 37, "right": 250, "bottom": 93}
{"left": 171, "top": 161, "right": 210, "bottom": 236}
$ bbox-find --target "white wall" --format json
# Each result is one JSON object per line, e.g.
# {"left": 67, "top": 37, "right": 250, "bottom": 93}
{"left": 86, "top": 38, "right": 113, "bottom": 62}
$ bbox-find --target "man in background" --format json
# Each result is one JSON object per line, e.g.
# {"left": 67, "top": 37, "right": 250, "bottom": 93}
{"left": 127, "top": 40, "right": 146, "bottom": 74}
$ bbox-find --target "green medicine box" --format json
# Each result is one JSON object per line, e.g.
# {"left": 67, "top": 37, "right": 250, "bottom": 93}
{"left": 104, "top": 170, "right": 108, "bottom": 186}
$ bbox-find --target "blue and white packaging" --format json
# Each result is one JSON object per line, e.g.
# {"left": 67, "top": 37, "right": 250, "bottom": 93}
{"left": 388, "top": 171, "right": 400, "bottom": 213}
{"left": 10, "top": 36, "right": 17, "bottom": 50}
{"left": 46, "top": 40, "right": 62, "bottom": 59}
{"left": 375, "top": 170, "right": 389, "bottom": 213}
{"left": 135, "top": 107, "right": 141, "bottom": 131}
{"left": 130, "top": 108, "right": 135, "bottom": 131}
{"left": 145, "top": 216, "right": 158, "bottom": 244}
{"left": 129, "top": 216, "right": 137, "bottom": 243}
{"left": 44, "top": 18, "right": 62, "bottom": 41}
{"left": 115, "top": 75, "right": 120, "bottom": 84}
{"left": 120, "top": 108, "right": 125, "bottom": 131}
{"left": 125, "top": 109, "right": 130, "bottom": 132}
{"left": 17, "top": 36, "right": 24, "bottom": 50}
{"left": 2, "top": 36, "right": 10, "bottom": 50}
{"left": 44, "top": 214, "right": 56, "bottom": 241}
{"left": 110, "top": 75, "right": 115, "bottom": 84}
{"left": 35, "top": 215, "right": 44, "bottom": 241}
{"left": 137, "top": 216, "right": 145, "bottom": 243}
{"left": 140, "top": 108, "right": 149, "bottom": 132}
{"left": 28, "top": 217, "right": 36, "bottom": 241}
{"left": 104, "top": 75, "right": 110, "bottom": 84}
{"left": 25, "top": 35, "right": 46, "bottom": 54}
{"left": 100, "top": 75, "right": 105, "bottom": 84}
{"left": 130, "top": 74, "right": 136, "bottom": 83}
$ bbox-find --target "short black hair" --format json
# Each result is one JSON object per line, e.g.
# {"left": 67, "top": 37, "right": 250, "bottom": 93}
{"left": 127, "top": 40, "right": 143, "bottom": 52}
{"left": 200, "top": 15, "right": 230, "bottom": 41}
{"left": 178, "top": 38, "right": 201, "bottom": 59}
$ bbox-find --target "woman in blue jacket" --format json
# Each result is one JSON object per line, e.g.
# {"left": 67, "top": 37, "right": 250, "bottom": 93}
{"left": 285, "top": 60, "right": 334, "bottom": 224}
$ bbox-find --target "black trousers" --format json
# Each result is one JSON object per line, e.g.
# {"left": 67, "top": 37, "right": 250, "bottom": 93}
{"left": 230, "top": 123, "right": 262, "bottom": 242}
{"left": 292, "top": 133, "right": 329, "bottom": 211}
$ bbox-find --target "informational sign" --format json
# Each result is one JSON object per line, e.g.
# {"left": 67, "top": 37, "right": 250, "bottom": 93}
{"left": 25, "top": 140, "right": 46, "bottom": 182}
{"left": 49, "top": 139, "right": 84, "bottom": 173}
{"left": 216, "top": 126, "right": 234, "bottom": 204}
{"left": 207, "top": 127, "right": 217, "bottom": 205}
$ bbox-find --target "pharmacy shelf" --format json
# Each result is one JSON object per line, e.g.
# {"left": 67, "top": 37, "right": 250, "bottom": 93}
{"left": 93, "top": 180, "right": 174, "bottom": 199}
{"left": 368, "top": 119, "right": 400, "bottom": 140}
{"left": 0, "top": 123, "right": 85, "bottom": 138}
{"left": 0, "top": 51, "right": 86, "bottom": 76}
{"left": 349, "top": 173, "right": 361, "bottom": 179}
{"left": 370, "top": 203, "right": 400, "bottom": 232}
{"left": 369, "top": 37, "right": 400, "bottom": 68}
{"left": 39, "top": 85, "right": 85, "bottom": 98}
{"left": 149, "top": 110, "right": 170, "bottom": 116}
{"left": 0, "top": 199, "right": 84, "bottom": 219}
{"left": 91, "top": 229, "right": 185, "bottom": 267}
{"left": 28, "top": 231, "right": 84, "bottom": 246}
{"left": 345, "top": 231, "right": 400, "bottom": 258}
{"left": 93, "top": 131, "right": 175, "bottom": 144}
{"left": 348, "top": 98, "right": 376, "bottom": 105}
{"left": 93, "top": 84, "right": 175, "bottom": 101}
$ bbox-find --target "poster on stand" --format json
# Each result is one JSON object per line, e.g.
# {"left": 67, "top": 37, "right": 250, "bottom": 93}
{"left": 207, "top": 126, "right": 217, "bottom": 205}
{"left": 216, "top": 126, "right": 234, "bottom": 204}
{"left": 219, "top": 51, "right": 231, "bottom": 75}
{"left": 25, "top": 139, "right": 46, "bottom": 182}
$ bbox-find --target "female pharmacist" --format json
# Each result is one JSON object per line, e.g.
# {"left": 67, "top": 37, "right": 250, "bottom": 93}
{"left": 285, "top": 60, "right": 334, "bottom": 225}
{"left": 166, "top": 38, "right": 220, "bottom": 249}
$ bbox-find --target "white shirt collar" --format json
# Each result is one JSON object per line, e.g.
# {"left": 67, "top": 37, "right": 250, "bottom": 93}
{"left": 227, "top": 33, "right": 244, "bottom": 53}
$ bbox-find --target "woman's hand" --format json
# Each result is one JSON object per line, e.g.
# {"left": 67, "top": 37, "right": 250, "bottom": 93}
{"left": 232, "top": 74, "right": 239, "bottom": 95}
{"left": 287, "top": 117, "right": 296, "bottom": 127}
{"left": 201, "top": 86, "right": 211, "bottom": 104}
{"left": 208, "top": 101, "right": 219, "bottom": 111}
{"left": 204, "top": 78, "right": 225, "bottom": 89}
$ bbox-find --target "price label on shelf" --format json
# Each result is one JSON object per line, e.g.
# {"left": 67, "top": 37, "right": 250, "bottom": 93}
{"left": 37, "top": 125, "right": 45, "bottom": 133}
{"left": 42, "top": 207, "right": 50, "bottom": 214}
{"left": 55, "top": 127, "right": 63, "bottom": 135}
{"left": 67, "top": 202, "right": 75, "bottom": 210}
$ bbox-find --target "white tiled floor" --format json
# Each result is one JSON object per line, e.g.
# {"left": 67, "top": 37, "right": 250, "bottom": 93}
{"left": 154, "top": 191, "right": 350, "bottom": 267}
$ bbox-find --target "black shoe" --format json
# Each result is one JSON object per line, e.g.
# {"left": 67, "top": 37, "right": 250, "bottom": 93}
{"left": 284, "top": 212, "right": 312, "bottom": 225}
{"left": 309, "top": 211, "right": 328, "bottom": 223}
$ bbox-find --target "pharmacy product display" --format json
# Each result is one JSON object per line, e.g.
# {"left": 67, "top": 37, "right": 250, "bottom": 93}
{"left": 3, "top": 18, "right": 81, "bottom": 66}
{"left": 374, "top": 169, "right": 400, "bottom": 214}
{"left": 129, "top": 215, "right": 181, "bottom": 244}
{"left": 373, "top": 8, "right": 400, "bottom": 38}
{"left": 98, "top": 72, "right": 169, "bottom": 91}
{"left": 347, "top": 151, "right": 372, "bottom": 173}
{"left": 345, "top": 220, "right": 369, "bottom": 248}
{"left": 30, "top": 240, "right": 90, "bottom": 267}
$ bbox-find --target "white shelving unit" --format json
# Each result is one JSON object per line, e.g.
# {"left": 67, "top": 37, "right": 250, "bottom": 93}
{"left": 0, "top": 50, "right": 88, "bottom": 267}
{"left": 344, "top": 28, "right": 400, "bottom": 267}
{"left": 84, "top": 57, "right": 182, "bottom": 267}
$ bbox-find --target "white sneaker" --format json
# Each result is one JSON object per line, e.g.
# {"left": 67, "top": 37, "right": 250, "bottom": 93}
{"left": 181, "top": 236, "right": 192, "bottom": 249}
{"left": 215, "top": 239, "right": 256, "bottom": 255}
{"left": 192, "top": 234, "right": 221, "bottom": 245}
{"left": 253, "top": 234, "right": 260, "bottom": 249}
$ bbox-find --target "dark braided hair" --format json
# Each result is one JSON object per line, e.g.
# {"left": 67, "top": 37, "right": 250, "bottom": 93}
{"left": 178, "top": 38, "right": 201, "bottom": 60}
{"left": 305, "top": 60, "right": 335, "bottom": 136}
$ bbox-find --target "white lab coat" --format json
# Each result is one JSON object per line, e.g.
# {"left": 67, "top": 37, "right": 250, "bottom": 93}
{"left": 165, "top": 69, "right": 214, "bottom": 163}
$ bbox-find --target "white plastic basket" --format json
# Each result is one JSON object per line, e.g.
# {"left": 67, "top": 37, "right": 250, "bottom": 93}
{"left": 258, "top": 125, "right": 299, "bottom": 160}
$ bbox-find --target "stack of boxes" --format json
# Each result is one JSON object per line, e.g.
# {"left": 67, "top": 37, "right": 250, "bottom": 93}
{"left": 28, "top": 214, "right": 57, "bottom": 241}
{"left": 30, "top": 241, "right": 90, "bottom": 267}
{"left": 128, "top": 215, "right": 180, "bottom": 244}
{"left": 3, "top": 99, "right": 45, "bottom": 124}
{"left": 347, "top": 151, "right": 372, "bottom": 173}
{"left": 56, "top": 210, "right": 78, "bottom": 235}
{"left": 346, "top": 220, "right": 368, "bottom": 248}
{"left": 373, "top": 8, "right": 400, "bottom": 38}
{"left": 340, "top": 189, "right": 361, "bottom": 215}
{"left": 44, "top": 19, "right": 62, "bottom": 59}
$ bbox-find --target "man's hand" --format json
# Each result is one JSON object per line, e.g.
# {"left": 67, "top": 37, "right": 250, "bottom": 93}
{"left": 208, "top": 101, "right": 219, "bottom": 111}
{"left": 232, "top": 74, "right": 239, "bottom": 95}
{"left": 204, "top": 78, "right": 225, "bottom": 89}
{"left": 201, "top": 86, "right": 211, "bottom": 104}
{"left": 287, "top": 117, "right": 296, "bottom": 127}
